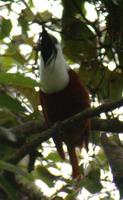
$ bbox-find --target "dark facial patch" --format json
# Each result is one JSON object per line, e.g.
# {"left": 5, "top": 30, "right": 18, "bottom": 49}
{"left": 39, "top": 28, "right": 57, "bottom": 65}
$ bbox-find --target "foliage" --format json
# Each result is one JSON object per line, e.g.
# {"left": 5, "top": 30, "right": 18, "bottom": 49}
{"left": 0, "top": 0, "right": 123, "bottom": 199}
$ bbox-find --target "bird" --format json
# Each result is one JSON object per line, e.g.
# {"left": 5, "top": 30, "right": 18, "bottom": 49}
{"left": 38, "top": 27, "right": 90, "bottom": 178}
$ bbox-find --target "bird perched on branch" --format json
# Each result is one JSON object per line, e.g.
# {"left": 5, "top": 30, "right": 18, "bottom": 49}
{"left": 38, "top": 27, "right": 90, "bottom": 178}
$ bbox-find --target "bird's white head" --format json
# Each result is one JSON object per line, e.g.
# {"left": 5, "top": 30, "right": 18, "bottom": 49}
{"left": 38, "top": 27, "right": 69, "bottom": 94}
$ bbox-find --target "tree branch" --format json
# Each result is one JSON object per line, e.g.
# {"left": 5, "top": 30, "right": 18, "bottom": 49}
{"left": 9, "top": 117, "right": 123, "bottom": 140}
{"left": 101, "top": 133, "right": 123, "bottom": 197}
{"left": 92, "top": 118, "right": 123, "bottom": 133}
{"left": 6, "top": 97, "right": 123, "bottom": 164}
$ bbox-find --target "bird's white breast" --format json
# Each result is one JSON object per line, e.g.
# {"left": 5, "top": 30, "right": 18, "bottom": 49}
{"left": 39, "top": 44, "right": 70, "bottom": 94}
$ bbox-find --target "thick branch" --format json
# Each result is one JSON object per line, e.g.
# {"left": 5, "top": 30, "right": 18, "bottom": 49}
{"left": 92, "top": 118, "right": 123, "bottom": 133}
{"left": 10, "top": 97, "right": 123, "bottom": 138}
{"left": 10, "top": 118, "right": 123, "bottom": 140}
{"left": 7, "top": 98, "right": 123, "bottom": 164}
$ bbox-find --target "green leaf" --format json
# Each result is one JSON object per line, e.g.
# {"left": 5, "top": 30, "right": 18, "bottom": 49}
{"left": 0, "top": 72, "right": 39, "bottom": 88}
{"left": 62, "top": 0, "right": 96, "bottom": 63}
{"left": 0, "top": 93, "right": 26, "bottom": 112}
{"left": 0, "top": 142, "right": 15, "bottom": 161}
{"left": 0, "top": 56, "right": 15, "bottom": 70}
{"left": 5, "top": 42, "right": 27, "bottom": 65}
{"left": 81, "top": 170, "right": 102, "bottom": 193}
{"left": 65, "top": 193, "right": 77, "bottom": 200}
{"left": 0, "top": 109, "right": 17, "bottom": 126}
{"left": 62, "top": 20, "right": 96, "bottom": 63}
{"left": 35, "top": 11, "right": 52, "bottom": 23}
{"left": 18, "top": 14, "right": 29, "bottom": 36}
{"left": 0, "top": 160, "right": 32, "bottom": 181}
{"left": 62, "top": 0, "right": 83, "bottom": 24}
{"left": 46, "top": 152, "right": 63, "bottom": 162}
{"left": 36, "top": 165, "right": 57, "bottom": 187}
{"left": 0, "top": 18, "right": 12, "bottom": 39}
{"left": 28, "top": 0, "right": 34, "bottom": 7}
{"left": 91, "top": 131, "right": 101, "bottom": 145}
{"left": 0, "top": 73, "right": 40, "bottom": 111}
{"left": 12, "top": 51, "right": 26, "bottom": 65}
{"left": 17, "top": 86, "right": 40, "bottom": 111}
{"left": 0, "top": 175, "right": 18, "bottom": 200}
{"left": 12, "top": 35, "right": 34, "bottom": 46}
{"left": 96, "top": 148, "right": 107, "bottom": 166}
{"left": 19, "top": 8, "right": 34, "bottom": 22}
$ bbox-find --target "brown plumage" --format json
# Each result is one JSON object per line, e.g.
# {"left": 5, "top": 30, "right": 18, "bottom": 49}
{"left": 40, "top": 69, "right": 90, "bottom": 178}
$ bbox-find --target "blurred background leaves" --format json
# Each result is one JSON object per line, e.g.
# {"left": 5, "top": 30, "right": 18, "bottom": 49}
{"left": 0, "top": 0, "right": 123, "bottom": 199}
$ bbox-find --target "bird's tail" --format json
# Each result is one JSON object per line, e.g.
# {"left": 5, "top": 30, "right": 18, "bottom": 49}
{"left": 53, "top": 134, "right": 65, "bottom": 160}
{"left": 54, "top": 137, "right": 81, "bottom": 178}
{"left": 67, "top": 145, "right": 81, "bottom": 179}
